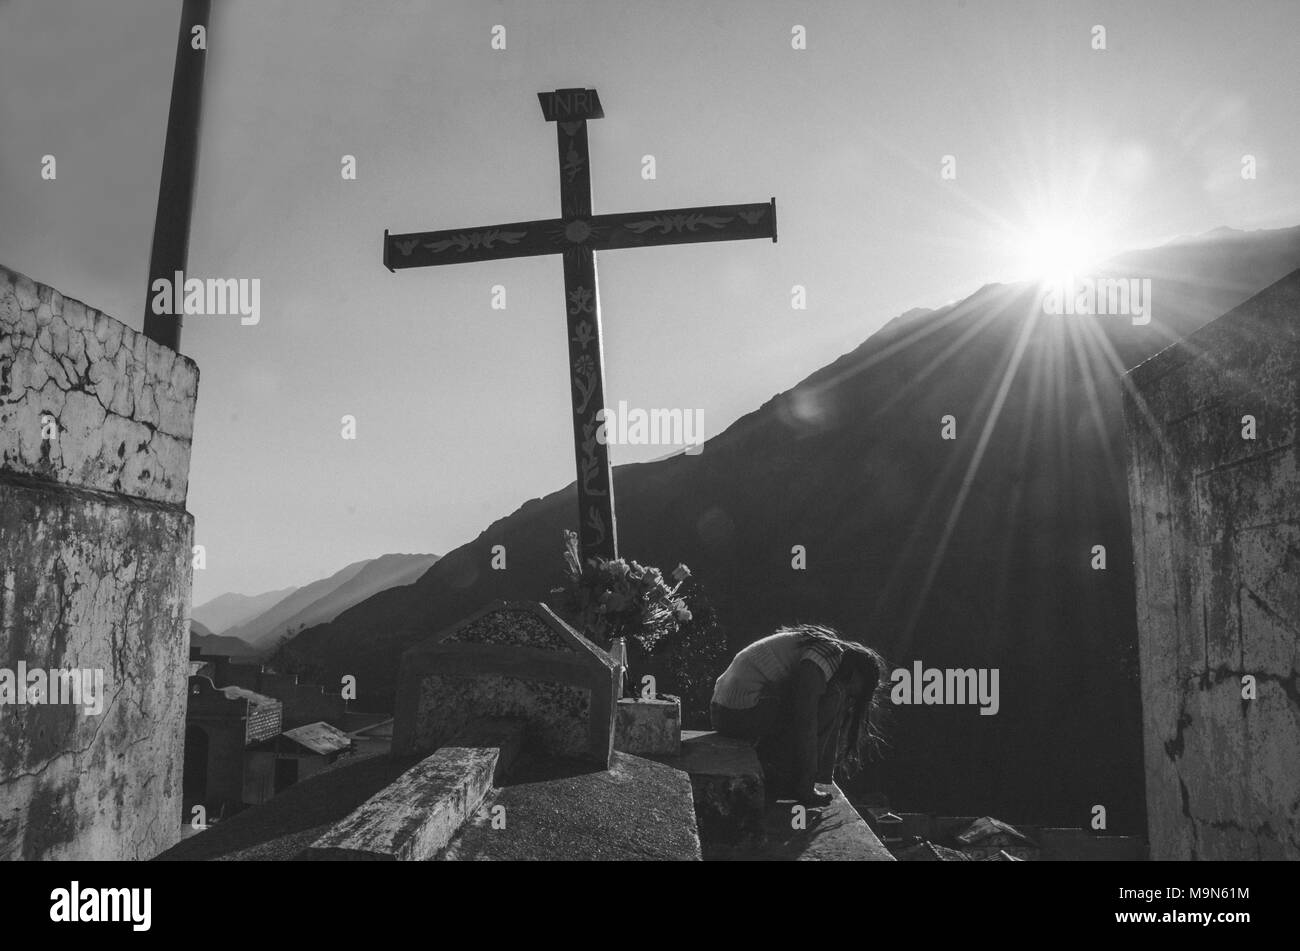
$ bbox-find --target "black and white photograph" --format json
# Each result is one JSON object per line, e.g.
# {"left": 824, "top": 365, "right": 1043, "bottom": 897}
{"left": 0, "top": 0, "right": 1295, "bottom": 929}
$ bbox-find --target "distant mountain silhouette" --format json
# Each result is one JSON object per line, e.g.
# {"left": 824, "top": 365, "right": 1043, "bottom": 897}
{"left": 256, "top": 553, "right": 440, "bottom": 652}
{"left": 225, "top": 559, "right": 374, "bottom": 652}
{"left": 286, "top": 225, "right": 1300, "bottom": 828}
{"left": 218, "top": 554, "right": 442, "bottom": 654}
{"left": 189, "top": 620, "right": 257, "bottom": 657}
{"left": 193, "top": 586, "right": 298, "bottom": 634}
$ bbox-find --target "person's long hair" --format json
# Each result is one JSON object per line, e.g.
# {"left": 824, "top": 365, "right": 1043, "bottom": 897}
{"left": 787, "top": 624, "right": 889, "bottom": 777}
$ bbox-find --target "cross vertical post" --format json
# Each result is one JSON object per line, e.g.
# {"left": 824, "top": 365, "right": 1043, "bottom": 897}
{"left": 554, "top": 112, "right": 617, "bottom": 560}
{"left": 142, "top": 0, "right": 211, "bottom": 352}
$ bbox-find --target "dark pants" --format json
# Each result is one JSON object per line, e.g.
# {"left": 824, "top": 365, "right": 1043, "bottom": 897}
{"left": 711, "top": 689, "right": 844, "bottom": 795}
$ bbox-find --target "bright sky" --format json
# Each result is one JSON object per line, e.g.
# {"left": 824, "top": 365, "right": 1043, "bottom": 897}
{"left": 3, "top": 0, "right": 1298, "bottom": 605}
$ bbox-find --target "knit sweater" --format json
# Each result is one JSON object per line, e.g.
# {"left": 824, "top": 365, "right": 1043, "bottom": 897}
{"left": 712, "top": 631, "right": 843, "bottom": 709}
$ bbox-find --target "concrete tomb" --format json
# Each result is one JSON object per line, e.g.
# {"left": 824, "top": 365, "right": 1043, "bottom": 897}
{"left": 392, "top": 600, "right": 619, "bottom": 767}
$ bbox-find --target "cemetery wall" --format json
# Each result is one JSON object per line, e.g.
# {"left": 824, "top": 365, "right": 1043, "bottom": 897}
{"left": 0, "top": 264, "right": 198, "bottom": 860}
{"left": 1124, "top": 269, "right": 1300, "bottom": 859}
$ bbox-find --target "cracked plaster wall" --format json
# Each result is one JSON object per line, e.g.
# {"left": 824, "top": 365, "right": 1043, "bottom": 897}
{"left": 0, "top": 264, "right": 197, "bottom": 860}
{"left": 1125, "top": 270, "right": 1300, "bottom": 860}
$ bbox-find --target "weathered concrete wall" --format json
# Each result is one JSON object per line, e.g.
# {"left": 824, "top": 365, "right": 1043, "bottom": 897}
{"left": 0, "top": 264, "right": 199, "bottom": 860}
{"left": 1124, "top": 268, "right": 1300, "bottom": 860}
{"left": 0, "top": 268, "right": 197, "bottom": 503}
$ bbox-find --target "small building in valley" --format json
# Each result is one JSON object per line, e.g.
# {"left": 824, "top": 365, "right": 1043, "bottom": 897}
{"left": 248, "top": 721, "right": 354, "bottom": 794}
{"left": 184, "top": 676, "right": 284, "bottom": 817}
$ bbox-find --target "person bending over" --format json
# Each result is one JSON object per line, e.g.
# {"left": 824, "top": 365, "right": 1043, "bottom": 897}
{"left": 710, "top": 624, "right": 886, "bottom": 807}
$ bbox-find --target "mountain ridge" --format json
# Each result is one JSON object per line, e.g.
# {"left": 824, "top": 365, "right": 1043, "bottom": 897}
{"left": 204, "top": 553, "right": 442, "bottom": 656}
{"left": 260, "top": 553, "right": 441, "bottom": 652}
{"left": 193, "top": 586, "right": 298, "bottom": 634}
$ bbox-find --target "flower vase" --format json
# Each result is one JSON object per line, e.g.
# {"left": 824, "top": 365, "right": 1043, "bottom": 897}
{"left": 608, "top": 636, "right": 628, "bottom": 698}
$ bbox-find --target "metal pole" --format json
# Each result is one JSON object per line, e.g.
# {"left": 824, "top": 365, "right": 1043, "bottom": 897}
{"left": 142, "top": 0, "right": 211, "bottom": 351}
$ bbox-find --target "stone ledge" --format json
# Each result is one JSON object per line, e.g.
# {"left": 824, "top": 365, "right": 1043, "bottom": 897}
{"left": 299, "top": 718, "right": 525, "bottom": 861}
{"left": 155, "top": 752, "right": 413, "bottom": 861}
{"left": 0, "top": 470, "right": 191, "bottom": 513}
{"left": 714, "top": 784, "right": 896, "bottom": 861}
{"left": 649, "top": 730, "right": 764, "bottom": 846}
{"left": 441, "top": 751, "right": 701, "bottom": 861}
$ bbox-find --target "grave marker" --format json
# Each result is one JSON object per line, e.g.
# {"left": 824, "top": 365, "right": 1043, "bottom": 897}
{"left": 384, "top": 87, "right": 778, "bottom": 560}
{"left": 392, "top": 601, "right": 620, "bottom": 767}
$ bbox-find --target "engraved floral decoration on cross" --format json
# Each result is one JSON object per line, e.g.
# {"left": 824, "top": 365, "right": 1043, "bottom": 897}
{"left": 580, "top": 419, "right": 605, "bottom": 496}
{"left": 423, "top": 229, "right": 526, "bottom": 254}
{"left": 572, "top": 320, "right": 594, "bottom": 350}
{"left": 624, "top": 213, "right": 733, "bottom": 235}
{"left": 567, "top": 285, "right": 594, "bottom": 315}
{"left": 585, "top": 505, "right": 606, "bottom": 548}
{"left": 550, "top": 530, "right": 692, "bottom": 652}
{"left": 563, "top": 145, "right": 586, "bottom": 184}
{"left": 572, "top": 354, "right": 597, "bottom": 413}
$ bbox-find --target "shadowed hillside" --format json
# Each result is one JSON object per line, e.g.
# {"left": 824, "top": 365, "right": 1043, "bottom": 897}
{"left": 288, "top": 225, "right": 1300, "bottom": 828}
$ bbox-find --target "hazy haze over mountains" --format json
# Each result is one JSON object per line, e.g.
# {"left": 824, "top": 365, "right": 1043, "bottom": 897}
{"left": 192, "top": 587, "right": 298, "bottom": 634}
{"left": 223, "top": 559, "right": 373, "bottom": 652}
{"left": 237, "top": 553, "right": 441, "bottom": 652}
{"left": 193, "top": 553, "right": 441, "bottom": 656}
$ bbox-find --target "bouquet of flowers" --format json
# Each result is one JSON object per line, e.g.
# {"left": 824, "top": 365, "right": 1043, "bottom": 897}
{"left": 552, "top": 530, "right": 692, "bottom": 653}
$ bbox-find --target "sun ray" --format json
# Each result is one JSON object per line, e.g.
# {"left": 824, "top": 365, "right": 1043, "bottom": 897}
{"left": 894, "top": 303, "right": 1040, "bottom": 657}
{"left": 1064, "top": 315, "right": 1120, "bottom": 476}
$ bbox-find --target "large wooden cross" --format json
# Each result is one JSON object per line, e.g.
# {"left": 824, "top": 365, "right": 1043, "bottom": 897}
{"left": 384, "top": 87, "right": 777, "bottom": 561}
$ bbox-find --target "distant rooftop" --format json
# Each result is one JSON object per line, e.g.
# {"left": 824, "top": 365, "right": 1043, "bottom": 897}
{"left": 954, "top": 816, "right": 1036, "bottom": 847}
{"left": 217, "top": 685, "right": 279, "bottom": 710}
{"left": 281, "top": 722, "right": 353, "bottom": 756}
